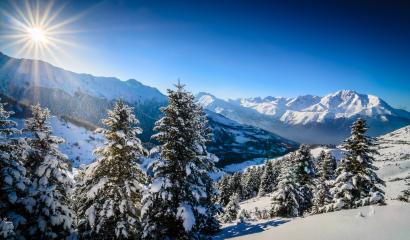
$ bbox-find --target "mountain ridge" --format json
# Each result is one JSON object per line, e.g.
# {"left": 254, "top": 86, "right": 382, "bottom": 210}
{"left": 196, "top": 90, "right": 410, "bottom": 144}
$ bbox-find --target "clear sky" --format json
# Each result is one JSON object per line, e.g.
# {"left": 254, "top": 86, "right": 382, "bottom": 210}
{"left": 1, "top": 0, "right": 409, "bottom": 109}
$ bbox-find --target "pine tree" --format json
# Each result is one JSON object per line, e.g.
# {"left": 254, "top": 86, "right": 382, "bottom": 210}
{"left": 23, "top": 104, "right": 75, "bottom": 239}
{"left": 237, "top": 209, "right": 251, "bottom": 223}
{"left": 270, "top": 157, "right": 302, "bottom": 218}
{"left": 312, "top": 151, "right": 336, "bottom": 214}
{"left": 191, "top": 100, "right": 221, "bottom": 236}
{"left": 293, "top": 145, "right": 315, "bottom": 214}
{"left": 258, "top": 160, "right": 279, "bottom": 196}
{"left": 0, "top": 218, "right": 15, "bottom": 239}
{"left": 229, "top": 172, "right": 243, "bottom": 200}
{"left": 141, "top": 83, "right": 219, "bottom": 239}
{"left": 329, "top": 118, "right": 385, "bottom": 211}
{"left": 217, "top": 174, "right": 232, "bottom": 206}
{"left": 241, "top": 167, "right": 262, "bottom": 199}
{"left": 74, "top": 100, "right": 148, "bottom": 239}
{"left": 221, "top": 193, "right": 240, "bottom": 223}
{"left": 0, "top": 100, "right": 33, "bottom": 238}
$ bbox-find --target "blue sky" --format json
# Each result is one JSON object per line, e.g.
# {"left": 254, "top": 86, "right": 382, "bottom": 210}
{"left": 1, "top": 0, "right": 409, "bottom": 109}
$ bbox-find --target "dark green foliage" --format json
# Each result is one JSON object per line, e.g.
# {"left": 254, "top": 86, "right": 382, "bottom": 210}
{"left": 75, "top": 100, "right": 147, "bottom": 239}
{"left": 141, "top": 83, "right": 219, "bottom": 239}
{"left": 330, "top": 118, "right": 385, "bottom": 211}
{"left": 259, "top": 160, "right": 279, "bottom": 197}
{"left": 0, "top": 100, "right": 32, "bottom": 238}
{"left": 312, "top": 151, "right": 336, "bottom": 214}
{"left": 23, "top": 104, "right": 75, "bottom": 239}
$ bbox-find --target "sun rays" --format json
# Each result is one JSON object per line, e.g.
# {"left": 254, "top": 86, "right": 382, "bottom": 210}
{"left": 0, "top": 0, "right": 83, "bottom": 64}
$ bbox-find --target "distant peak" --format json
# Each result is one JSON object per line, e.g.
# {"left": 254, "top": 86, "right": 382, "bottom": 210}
{"left": 126, "top": 79, "right": 142, "bottom": 86}
{"left": 332, "top": 89, "right": 358, "bottom": 96}
{"left": 196, "top": 92, "right": 216, "bottom": 98}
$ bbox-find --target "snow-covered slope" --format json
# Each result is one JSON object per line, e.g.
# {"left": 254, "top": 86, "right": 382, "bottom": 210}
{"left": 14, "top": 117, "right": 104, "bottom": 167}
{"left": 217, "top": 201, "right": 410, "bottom": 240}
{"left": 0, "top": 52, "right": 165, "bottom": 103}
{"left": 215, "top": 125, "right": 410, "bottom": 239}
{"left": 197, "top": 91, "right": 410, "bottom": 144}
{"left": 12, "top": 111, "right": 296, "bottom": 168}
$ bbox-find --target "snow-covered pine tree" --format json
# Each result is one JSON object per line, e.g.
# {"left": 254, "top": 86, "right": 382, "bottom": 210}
{"left": 241, "top": 167, "right": 262, "bottom": 199}
{"left": 312, "top": 151, "right": 336, "bottom": 214}
{"left": 217, "top": 174, "right": 232, "bottom": 206}
{"left": 0, "top": 100, "right": 33, "bottom": 238}
{"left": 329, "top": 118, "right": 385, "bottom": 211}
{"left": 190, "top": 101, "right": 221, "bottom": 235}
{"left": 141, "top": 82, "right": 219, "bottom": 239}
{"left": 258, "top": 160, "right": 279, "bottom": 196}
{"left": 0, "top": 218, "right": 15, "bottom": 239}
{"left": 221, "top": 193, "right": 240, "bottom": 223}
{"left": 75, "top": 100, "right": 147, "bottom": 239}
{"left": 293, "top": 144, "right": 315, "bottom": 214}
{"left": 229, "top": 172, "right": 243, "bottom": 200}
{"left": 23, "top": 104, "right": 75, "bottom": 239}
{"left": 237, "top": 209, "right": 251, "bottom": 223}
{"left": 270, "top": 156, "right": 302, "bottom": 218}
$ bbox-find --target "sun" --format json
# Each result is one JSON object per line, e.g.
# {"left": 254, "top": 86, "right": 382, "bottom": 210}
{"left": 0, "top": 0, "right": 83, "bottom": 62}
{"left": 27, "top": 27, "right": 47, "bottom": 43}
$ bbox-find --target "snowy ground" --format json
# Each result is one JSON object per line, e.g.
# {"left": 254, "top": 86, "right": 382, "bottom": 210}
{"left": 214, "top": 125, "right": 410, "bottom": 240}
{"left": 216, "top": 201, "right": 410, "bottom": 240}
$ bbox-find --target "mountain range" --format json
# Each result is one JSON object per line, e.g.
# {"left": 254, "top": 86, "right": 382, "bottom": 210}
{"left": 196, "top": 90, "right": 410, "bottom": 144}
{"left": 1, "top": 51, "right": 409, "bottom": 165}
{"left": 0, "top": 52, "right": 296, "bottom": 166}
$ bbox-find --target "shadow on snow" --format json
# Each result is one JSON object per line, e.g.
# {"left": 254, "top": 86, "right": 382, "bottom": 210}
{"left": 213, "top": 219, "right": 289, "bottom": 239}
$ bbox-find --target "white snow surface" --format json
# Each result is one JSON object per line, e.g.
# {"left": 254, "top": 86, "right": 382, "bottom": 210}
{"left": 215, "top": 125, "right": 410, "bottom": 239}
{"left": 14, "top": 116, "right": 104, "bottom": 167}
{"left": 177, "top": 203, "right": 196, "bottom": 232}
{"left": 216, "top": 201, "right": 410, "bottom": 240}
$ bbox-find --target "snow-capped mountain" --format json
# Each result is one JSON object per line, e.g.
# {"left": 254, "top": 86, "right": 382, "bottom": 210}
{"left": 0, "top": 52, "right": 296, "bottom": 166}
{"left": 196, "top": 91, "right": 410, "bottom": 144}
{"left": 0, "top": 52, "right": 165, "bottom": 103}
{"left": 240, "top": 90, "right": 408, "bottom": 124}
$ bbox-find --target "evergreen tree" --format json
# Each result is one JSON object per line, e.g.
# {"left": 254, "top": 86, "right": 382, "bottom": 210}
{"left": 237, "top": 209, "right": 251, "bottom": 223}
{"left": 270, "top": 158, "right": 302, "bottom": 218}
{"left": 229, "top": 172, "right": 243, "bottom": 200}
{"left": 23, "top": 104, "right": 75, "bottom": 239}
{"left": 241, "top": 167, "right": 262, "bottom": 199}
{"left": 293, "top": 145, "right": 315, "bottom": 214}
{"left": 0, "top": 219, "right": 15, "bottom": 239}
{"left": 312, "top": 151, "right": 336, "bottom": 214}
{"left": 258, "top": 160, "right": 279, "bottom": 196}
{"left": 0, "top": 100, "right": 33, "bottom": 238}
{"left": 141, "top": 83, "right": 219, "bottom": 239}
{"left": 221, "top": 193, "right": 240, "bottom": 223}
{"left": 329, "top": 118, "right": 385, "bottom": 211}
{"left": 191, "top": 101, "right": 221, "bottom": 236}
{"left": 217, "top": 174, "right": 232, "bottom": 206}
{"left": 75, "top": 100, "right": 148, "bottom": 239}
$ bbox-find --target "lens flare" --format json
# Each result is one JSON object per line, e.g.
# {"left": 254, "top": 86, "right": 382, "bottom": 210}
{"left": 0, "top": 0, "right": 84, "bottom": 63}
